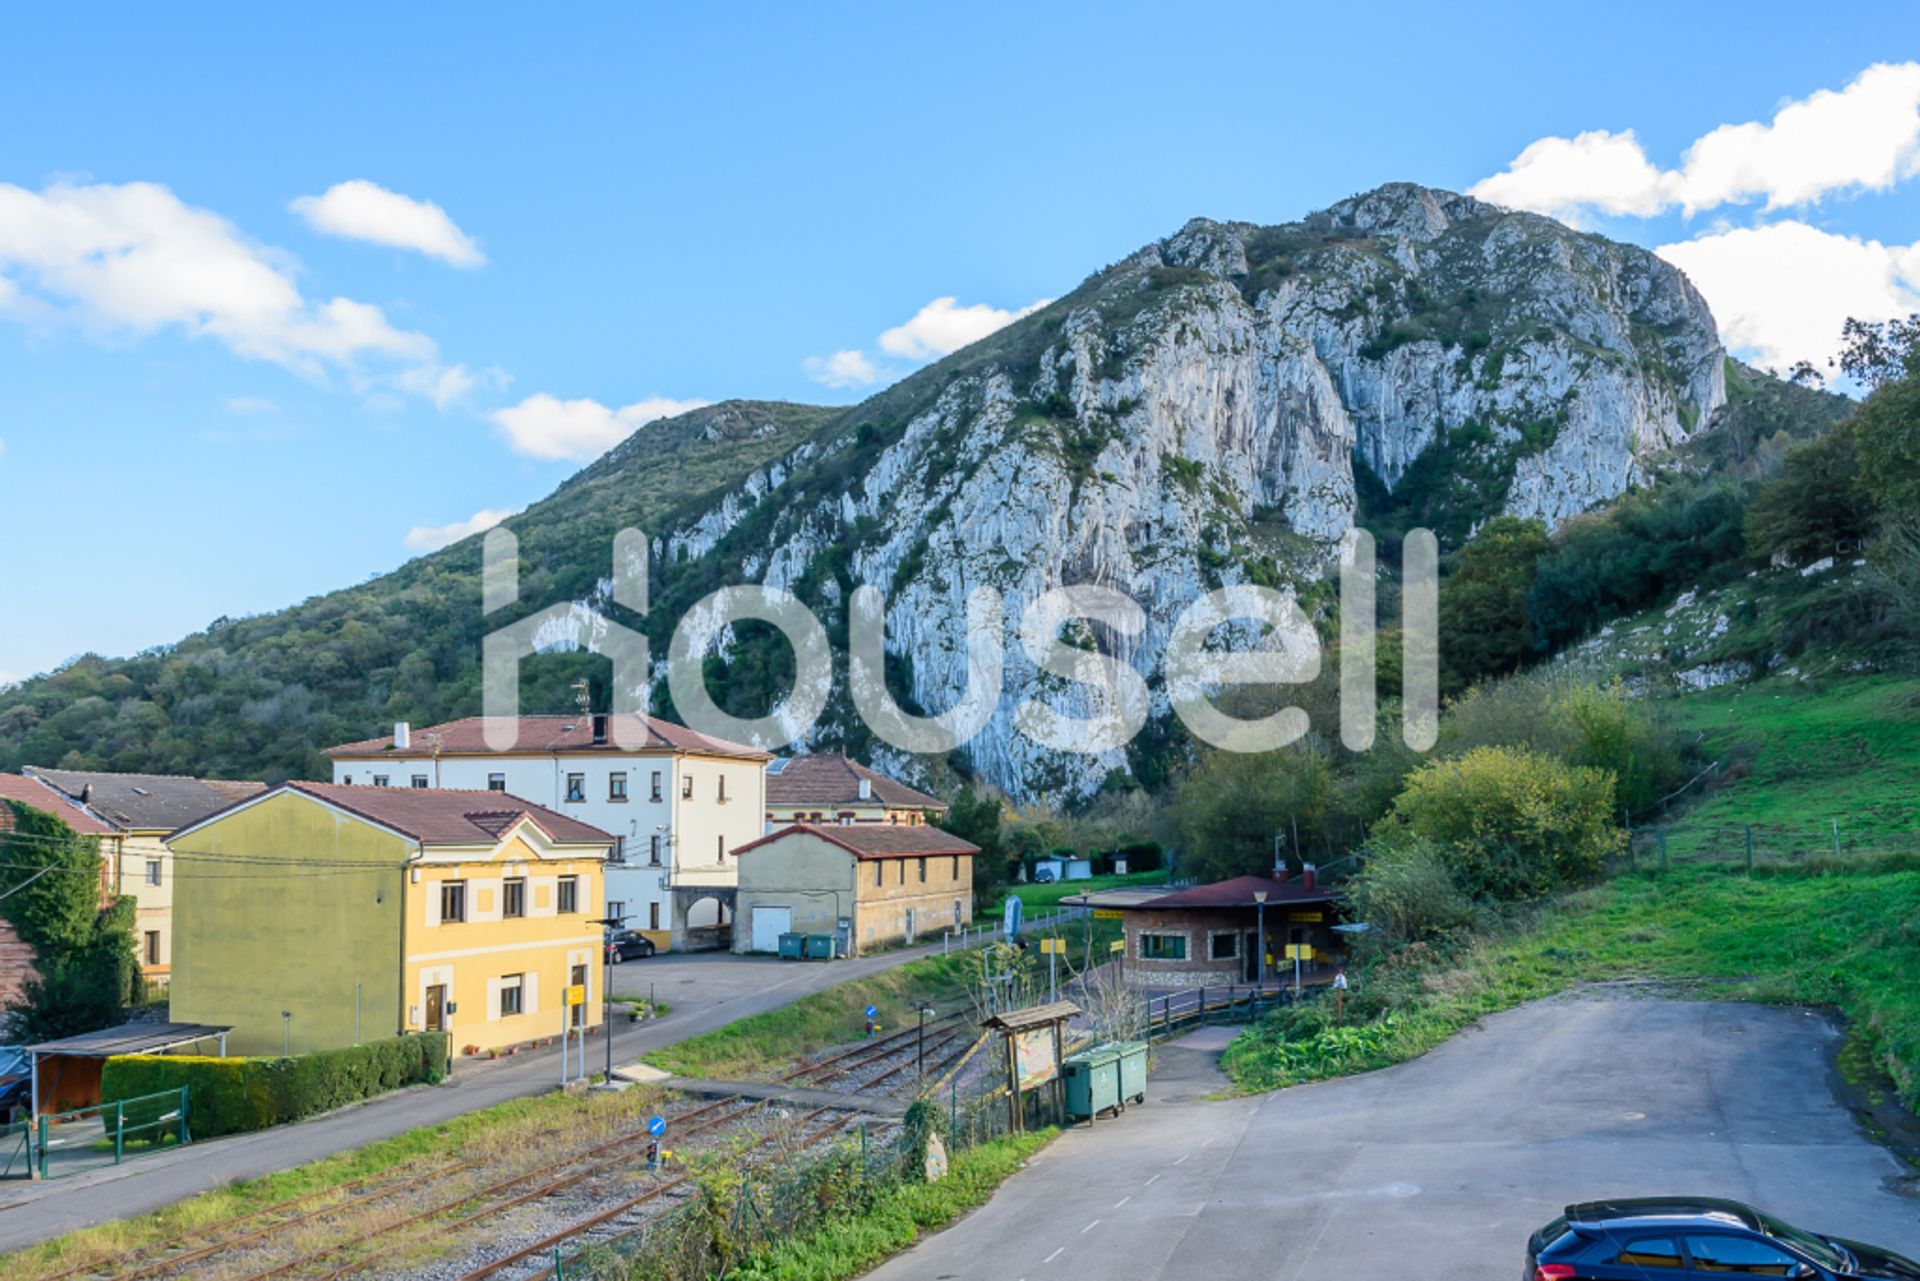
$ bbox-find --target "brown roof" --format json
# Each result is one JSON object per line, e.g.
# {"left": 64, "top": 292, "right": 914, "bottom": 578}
{"left": 0, "top": 775, "right": 118, "bottom": 836}
{"left": 27, "top": 769, "right": 264, "bottom": 833}
{"left": 323, "top": 715, "right": 769, "bottom": 761}
{"left": 765, "top": 754, "right": 946, "bottom": 811}
{"left": 735, "top": 822, "right": 980, "bottom": 862}
{"left": 177, "top": 781, "right": 614, "bottom": 848}
{"left": 1138, "top": 876, "right": 1341, "bottom": 910}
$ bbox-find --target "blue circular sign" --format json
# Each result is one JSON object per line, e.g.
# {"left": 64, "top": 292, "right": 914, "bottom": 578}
{"left": 864, "top": 1004, "right": 878, "bottom": 1019}
{"left": 648, "top": 1115, "right": 666, "bottom": 1137}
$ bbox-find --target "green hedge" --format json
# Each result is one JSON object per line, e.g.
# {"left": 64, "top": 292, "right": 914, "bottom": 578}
{"left": 101, "top": 1033, "right": 447, "bottom": 1138}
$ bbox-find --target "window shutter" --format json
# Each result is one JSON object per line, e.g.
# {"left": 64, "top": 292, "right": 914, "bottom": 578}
{"left": 524, "top": 971, "right": 540, "bottom": 1015}
{"left": 424, "top": 883, "right": 441, "bottom": 927}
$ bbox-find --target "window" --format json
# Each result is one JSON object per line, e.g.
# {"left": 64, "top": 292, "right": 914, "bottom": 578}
{"left": 717, "top": 834, "right": 726, "bottom": 863}
{"left": 1140, "top": 932, "right": 1187, "bottom": 961}
{"left": 557, "top": 875, "right": 579, "bottom": 914}
{"left": 607, "top": 899, "right": 624, "bottom": 925}
{"left": 145, "top": 859, "right": 162, "bottom": 886}
{"left": 488, "top": 773, "right": 507, "bottom": 792}
{"left": 1209, "top": 932, "right": 1240, "bottom": 961}
{"left": 609, "top": 774, "right": 628, "bottom": 801}
{"left": 874, "top": 862, "right": 883, "bottom": 888}
{"left": 918, "top": 857, "right": 927, "bottom": 883}
{"left": 682, "top": 776, "right": 693, "bottom": 799}
{"left": 951, "top": 856, "right": 960, "bottom": 880}
{"left": 440, "top": 880, "right": 467, "bottom": 923}
{"left": 1613, "top": 1240, "right": 1682, "bottom": 1270}
{"left": 1685, "top": 1237, "right": 1804, "bottom": 1274}
{"left": 611, "top": 836, "right": 626, "bottom": 863}
{"left": 565, "top": 773, "right": 586, "bottom": 803}
{"left": 503, "top": 877, "right": 526, "bottom": 919}
{"left": 649, "top": 902, "right": 661, "bottom": 930}
{"left": 411, "top": 775, "right": 429, "bottom": 789}
{"left": 839, "top": 812, "right": 854, "bottom": 825}
{"left": 717, "top": 775, "right": 727, "bottom": 802}
{"left": 498, "top": 974, "right": 524, "bottom": 1017}
{"left": 649, "top": 835, "right": 663, "bottom": 866}
{"left": 373, "top": 775, "right": 390, "bottom": 788}
{"left": 144, "top": 931, "right": 160, "bottom": 965}
{"left": 650, "top": 770, "right": 663, "bottom": 802}
{"left": 343, "top": 774, "right": 353, "bottom": 786}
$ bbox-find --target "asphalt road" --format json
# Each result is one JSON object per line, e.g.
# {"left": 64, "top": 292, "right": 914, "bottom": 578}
{"left": 869, "top": 994, "right": 1920, "bottom": 1279}
{"left": 0, "top": 944, "right": 944, "bottom": 1254}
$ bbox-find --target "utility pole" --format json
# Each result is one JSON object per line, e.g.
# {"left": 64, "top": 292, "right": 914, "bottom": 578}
{"left": 1253, "top": 890, "right": 1268, "bottom": 988}
{"left": 594, "top": 911, "right": 626, "bottom": 1084}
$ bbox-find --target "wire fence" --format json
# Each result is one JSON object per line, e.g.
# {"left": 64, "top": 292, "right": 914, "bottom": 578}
{"left": 1623, "top": 819, "right": 1920, "bottom": 876}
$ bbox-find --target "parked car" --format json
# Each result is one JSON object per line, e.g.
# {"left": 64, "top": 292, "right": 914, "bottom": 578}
{"left": 604, "top": 929, "right": 656, "bottom": 963}
{"left": 0, "top": 1047, "right": 27, "bottom": 1121}
{"left": 1031, "top": 865, "right": 1057, "bottom": 883}
{"left": 1529, "top": 1198, "right": 1920, "bottom": 1279}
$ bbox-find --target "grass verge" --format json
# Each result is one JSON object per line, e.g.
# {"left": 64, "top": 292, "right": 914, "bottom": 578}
{"left": 0, "top": 1085, "right": 665, "bottom": 1281}
{"left": 725, "top": 1131, "right": 1054, "bottom": 1281}
{"left": 993, "top": 871, "right": 1171, "bottom": 913}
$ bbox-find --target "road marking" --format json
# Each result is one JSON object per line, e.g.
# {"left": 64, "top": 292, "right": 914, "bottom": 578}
{"left": 1045, "top": 1248, "right": 1064, "bottom": 1263}
{"left": 1144, "top": 1173, "right": 1160, "bottom": 1186}
{"left": 1082, "top": 1219, "right": 1101, "bottom": 1234}
{"left": 1174, "top": 1154, "right": 1190, "bottom": 1166}
{"left": 1113, "top": 1194, "right": 1131, "bottom": 1209}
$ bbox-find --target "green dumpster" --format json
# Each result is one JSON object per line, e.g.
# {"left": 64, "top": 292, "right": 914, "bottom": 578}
{"left": 777, "top": 932, "right": 806, "bottom": 959}
{"left": 1063, "top": 1044, "right": 1122, "bottom": 1121}
{"left": 804, "top": 933, "right": 836, "bottom": 960}
{"left": 1114, "top": 1040, "right": 1148, "bottom": 1106}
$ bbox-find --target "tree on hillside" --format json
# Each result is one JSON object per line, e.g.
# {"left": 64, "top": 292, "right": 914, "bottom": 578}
{"left": 0, "top": 800, "right": 138, "bottom": 1040}
{"left": 1439, "top": 515, "right": 1549, "bottom": 695}
{"left": 1169, "top": 743, "right": 1331, "bottom": 882}
{"left": 943, "top": 785, "right": 1009, "bottom": 908}
{"left": 1744, "top": 423, "right": 1877, "bottom": 564}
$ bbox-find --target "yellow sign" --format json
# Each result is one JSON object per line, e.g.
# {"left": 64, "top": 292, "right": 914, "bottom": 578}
{"left": 1093, "top": 908, "right": 1124, "bottom": 920}
{"left": 565, "top": 984, "right": 587, "bottom": 1007}
{"left": 1288, "top": 911, "right": 1323, "bottom": 923}
{"left": 1109, "top": 939, "right": 1125, "bottom": 954}
{"left": 1283, "top": 944, "right": 1312, "bottom": 960}
{"left": 1040, "top": 937, "right": 1066, "bottom": 955}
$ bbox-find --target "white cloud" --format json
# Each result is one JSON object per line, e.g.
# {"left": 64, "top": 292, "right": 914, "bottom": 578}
{"left": 1473, "top": 62, "right": 1920, "bottom": 222}
{"left": 395, "top": 361, "right": 505, "bottom": 409}
{"left": 803, "top": 348, "right": 881, "bottom": 389}
{"left": 404, "top": 506, "right": 522, "bottom": 553}
{"left": 488, "top": 393, "right": 709, "bottom": 462}
{"left": 877, "top": 295, "right": 1051, "bottom": 360}
{"left": 0, "top": 179, "right": 439, "bottom": 381}
{"left": 223, "top": 395, "right": 280, "bottom": 415}
{"left": 1658, "top": 222, "right": 1920, "bottom": 370}
{"left": 289, "top": 180, "right": 484, "bottom": 268}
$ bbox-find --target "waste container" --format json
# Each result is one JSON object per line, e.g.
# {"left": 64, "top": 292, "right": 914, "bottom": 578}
{"left": 778, "top": 932, "right": 805, "bottom": 960}
{"left": 1114, "top": 1040, "right": 1148, "bottom": 1105}
{"left": 804, "top": 933, "right": 836, "bottom": 960}
{"left": 1063, "top": 1044, "right": 1122, "bottom": 1121}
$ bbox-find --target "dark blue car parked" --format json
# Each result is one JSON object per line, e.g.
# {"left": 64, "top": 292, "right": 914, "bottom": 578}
{"left": 1528, "top": 1198, "right": 1920, "bottom": 1279}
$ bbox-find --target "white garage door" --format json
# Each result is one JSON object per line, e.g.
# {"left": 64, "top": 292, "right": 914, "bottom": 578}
{"left": 751, "top": 905, "right": 793, "bottom": 953}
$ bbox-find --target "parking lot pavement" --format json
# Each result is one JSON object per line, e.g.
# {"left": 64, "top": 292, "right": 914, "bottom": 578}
{"left": 867, "top": 994, "right": 1920, "bottom": 1280}
{"left": 0, "top": 943, "right": 948, "bottom": 1254}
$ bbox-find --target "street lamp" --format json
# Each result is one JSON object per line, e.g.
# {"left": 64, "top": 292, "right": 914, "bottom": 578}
{"left": 594, "top": 911, "right": 628, "bottom": 1083}
{"left": 1252, "top": 892, "right": 1268, "bottom": 988}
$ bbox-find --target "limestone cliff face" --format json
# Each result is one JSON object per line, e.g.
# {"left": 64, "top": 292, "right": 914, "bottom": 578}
{"left": 650, "top": 184, "right": 1727, "bottom": 801}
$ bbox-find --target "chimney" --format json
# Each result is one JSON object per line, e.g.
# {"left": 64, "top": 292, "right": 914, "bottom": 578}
{"left": 591, "top": 714, "right": 608, "bottom": 745}
{"left": 1302, "top": 862, "right": 1318, "bottom": 893}
{"left": 394, "top": 721, "right": 411, "bottom": 751}
{"left": 858, "top": 777, "right": 872, "bottom": 801}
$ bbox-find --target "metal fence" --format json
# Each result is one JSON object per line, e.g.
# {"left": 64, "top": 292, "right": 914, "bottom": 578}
{"left": 32, "top": 1087, "right": 189, "bottom": 1180}
{"left": 1624, "top": 820, "right": 1920, "bottom": 875}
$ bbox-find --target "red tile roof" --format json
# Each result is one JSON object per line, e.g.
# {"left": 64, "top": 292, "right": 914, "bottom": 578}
{"left": 765, "top": 754, "right": 946, "bottom": 811}
{"left": 1138, "top": 875, "right": 1342, "bottom": 910}
{"left": 735, "top": 822, "right": 979, "bottom": 861}
{"left": 0, "top": 775, "right": 118, "bottom": 836}
{"left": 323, "top": 715, "right": 768, "bottom": 761}
{"left": 178, "top": 781, "right": 614, "bottom": 848}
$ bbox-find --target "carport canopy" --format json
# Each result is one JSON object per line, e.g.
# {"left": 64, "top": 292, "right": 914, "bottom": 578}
{"left": 26, "top": 1021, "right": 231, "bottom": 1117}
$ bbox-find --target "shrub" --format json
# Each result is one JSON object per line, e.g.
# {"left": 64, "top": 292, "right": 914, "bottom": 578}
{"left": 1373, "top": 746, "right": 1624, "bottom": 902}
{"left": 101, "top": 1033, "right": 447, "bottom": 1139}
{"left": 1346, "top": 841, "right": 1481, "bottom": 950}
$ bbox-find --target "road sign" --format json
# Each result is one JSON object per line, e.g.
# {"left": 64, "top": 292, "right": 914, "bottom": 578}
{"left": 1333, "top": 971, "right": 1348, "bottom": 990}
{"left": 864, "top": 1004, "right": 878, "bottom": 1020}
{"left": 1284, "top": 944, "right": 1312, "bottom": 960}
{"left": 1287, "top": 911, "right": 1323, "bottom": 923}
{"left": 1109, "top": 939, "right": 1124, "bottom": 955}
{"left": 564, "top": 984, "right": 586, "bottom": 1007}
{"left": 648, "top": 1115, "right": 667, "bottom": 1137}
{"left": 1092, "top": 908, "right": 1124, "bottom": 920}
{"left": 1039, "top": 937, "right": 1065, "bottom": 955}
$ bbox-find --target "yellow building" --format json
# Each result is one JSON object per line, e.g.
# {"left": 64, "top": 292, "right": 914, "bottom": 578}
{"left": 732, "top": 823, "right": 977, "bottom": 956}
{"left": 166, "top": 781, "right": 610, "bottom": 1057}
{"left": 764, "top": 754, "right": 947, "bottom": 829}
{"left": 24, "top": 769, "right": 265, "bottom": 990}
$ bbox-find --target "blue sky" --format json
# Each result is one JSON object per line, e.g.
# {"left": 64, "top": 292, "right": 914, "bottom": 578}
{"left": 2, "top": 1, "right": 1916, "bottom": 684}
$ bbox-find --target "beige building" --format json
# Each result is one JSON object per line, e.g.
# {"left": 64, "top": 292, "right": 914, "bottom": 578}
{"left": 731, "top": 823, "right": 977, "bottom": 956}
{"left": 764, "top": 754, "right": 947, "bottom": 828}
{"left": 23, "top": 769, "right": 266, "bottom": 989}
